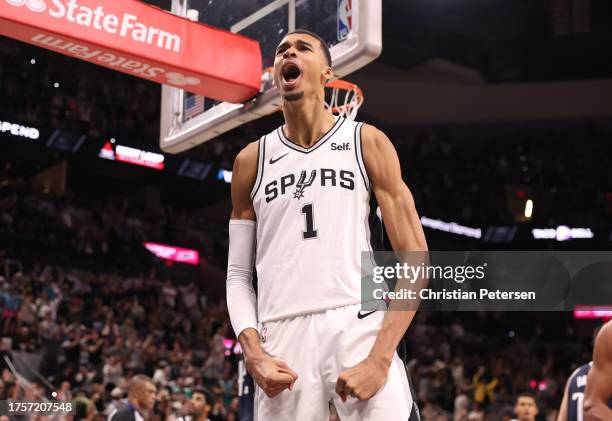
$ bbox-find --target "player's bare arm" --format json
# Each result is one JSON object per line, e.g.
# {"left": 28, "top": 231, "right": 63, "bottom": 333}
{"left": 335, "top": 124, "right": 428, "bottom": 402}
{"left": 584, "top": 321, "right": 612, "bottom": 421}
{"left": 557, "top": 376, "right": 570, "bottom": 421}
{"left": 228, "top": 142, "right": 298, "bottom": 398}
{"left": 230, "top": 142, "right": 258, "bottom": 221}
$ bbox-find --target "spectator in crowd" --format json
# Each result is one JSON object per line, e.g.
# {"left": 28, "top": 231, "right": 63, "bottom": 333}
{"left": 110, "top": 375, "right": 157, "bottom": 421}
{"left": 512, "top": 392, "right": 539, "bottom": 421}
{"left": 472, "top": 366, "right": 498, "bottom": 408}
{"left": 181, "top": 386, "right": 215, "bottom": 421}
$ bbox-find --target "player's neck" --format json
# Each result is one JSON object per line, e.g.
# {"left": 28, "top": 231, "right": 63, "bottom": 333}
{"left": 282, "top": 98, "right": 335, "bottom": 148}
{"left": 193, "top": 413, "right": 208, "bottom": 421}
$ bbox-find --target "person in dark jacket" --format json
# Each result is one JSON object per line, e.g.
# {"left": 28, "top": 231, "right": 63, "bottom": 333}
{"left": 109, "top": 375, "right": 156, "bottom": 421}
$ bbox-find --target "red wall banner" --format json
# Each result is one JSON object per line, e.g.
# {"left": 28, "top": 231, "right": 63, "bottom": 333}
{"left": 144, "top": 241, "right": 199, "bottom": 265}
{"left": 0, "top": 0, "right": 262, "bottom": 103}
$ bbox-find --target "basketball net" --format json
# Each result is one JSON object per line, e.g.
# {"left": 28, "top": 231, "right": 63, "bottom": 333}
{"left": 324, "top": 79, "right": 364, "bottom": 121}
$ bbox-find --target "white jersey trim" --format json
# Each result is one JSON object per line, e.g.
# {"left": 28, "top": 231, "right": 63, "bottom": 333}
{"left": 354, "top": 122, "right": 369, "bottom": 190}
{"left": 277, "top": 116, "right": 346, "bottom": 153}
{"left": 250, "top": 135, "right": 266, "bottom": 200}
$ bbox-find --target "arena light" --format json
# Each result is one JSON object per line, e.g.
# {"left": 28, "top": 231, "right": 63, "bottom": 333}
{"left": 574, "top": 306, "right": 612, "bottom": 319}
{"left": 99, "top": 141, "right": 164, "bottom": 170}
{"left": 217, "top": 169, "right": 232, "bottom": 184}
{"left": 0, "top": 119, "right": 39, "bottom": 140}
{"left": 524, "top": 199, "right": 533, "bottom": 218}
{"left": 532, "top": 226, "right": 594, "bottom": 241}
{"left": 420, "top": 216, "right": 482, "bottom": 239}
{"left": 143, "top": 242, "right": 199, "bottom": 265}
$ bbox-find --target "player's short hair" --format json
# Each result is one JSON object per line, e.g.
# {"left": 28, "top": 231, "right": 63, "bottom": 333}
{"left": 287, "top": 29, "right": 332, "bottom": 68}
{"left": 192, "top": 386, "right": 215, "bottom": 406}
{"left": 516, "top": 391, "right": 537, "bottom": 403}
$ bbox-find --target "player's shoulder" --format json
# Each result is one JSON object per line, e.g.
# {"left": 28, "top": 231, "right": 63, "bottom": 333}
{"left": 358, "top": 123, "right": 395, "bottom": 160}
{"left": 595, "top": 321, "right": 612, "bottom": 353}
{"left": 232, "top": 140, "right": 260, "bottom": 188}
{"left": 598, "top": 320, "right": 612, "bottom": 339}
{"left": 234, "top": 140, "right": 259, "bottom": 167}
{"left": 569, "top": 362, "right": 592, "bottom": 382}
{"left": 359, "top": 123, "right": 389, "bottom": 144}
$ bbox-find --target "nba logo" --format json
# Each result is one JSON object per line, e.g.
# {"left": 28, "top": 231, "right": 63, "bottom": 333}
{"left": 337, "top": 0, "right": 352, "bottom": 41}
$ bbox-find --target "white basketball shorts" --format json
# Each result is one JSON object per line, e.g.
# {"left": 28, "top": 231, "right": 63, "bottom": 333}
{"left": 254, "top": 303, "right": 419, "bottom": 421}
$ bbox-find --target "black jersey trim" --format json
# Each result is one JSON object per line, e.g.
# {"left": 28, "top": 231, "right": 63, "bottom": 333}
{"left": 354, "top": 122, "right": 369, "bottom": 190}
{"left": 250, "top": 136, "right": 266, "bottom": 200}
{"left": 277, "top": 116, "right": 345, "bottom": 154}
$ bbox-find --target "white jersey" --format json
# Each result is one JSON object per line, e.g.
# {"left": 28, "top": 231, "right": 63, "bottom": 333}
{"left": 251, "top": 116, "right": 380, "bottom": 323}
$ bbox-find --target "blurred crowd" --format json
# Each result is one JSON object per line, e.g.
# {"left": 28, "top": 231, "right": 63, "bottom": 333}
{"left": 0, "top": 256, "right": 240, "bottom": 421}
{"left": 0, "top": 38, "right": 160, "bottom": 150}
{"left": 0, "top": 258, "right": 595, "bottom": 421}
{"left": 401, "top": 127, "right": 612, "bottom": 227}
{"left": 0, "top": 182, "right": 228, "bottom": 276}
{"left": 0, "top": 186, "right": 236, "bottom": 419}
{"left": 405, "top": 312, "right": 594, "bottom": 421}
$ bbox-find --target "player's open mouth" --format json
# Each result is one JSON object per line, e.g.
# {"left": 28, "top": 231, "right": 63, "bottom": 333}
{"left": 281, "top": 62, "right": 302, "bottom": 88}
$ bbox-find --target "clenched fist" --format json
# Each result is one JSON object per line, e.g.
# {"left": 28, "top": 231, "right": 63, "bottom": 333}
{"left": 246, "top": 354, "right": 299, "bottom": 398}
{"left": 336, "top": 356, "right": 389, "bottom": 402}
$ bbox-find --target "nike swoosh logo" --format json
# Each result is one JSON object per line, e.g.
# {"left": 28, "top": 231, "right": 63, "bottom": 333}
{"left": 269, "top": 153, "right": 289, "bottom": 165}
{"left": 357, "top": 310, "right": 376, "bottom": 319}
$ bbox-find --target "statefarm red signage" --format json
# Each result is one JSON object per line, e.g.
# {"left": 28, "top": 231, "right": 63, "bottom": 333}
{"left": 0, "top": 0, "right": 262, "bottom": 103}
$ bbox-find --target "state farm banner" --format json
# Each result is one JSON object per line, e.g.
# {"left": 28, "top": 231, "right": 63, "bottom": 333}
{"left": 0, "top": 0, "right": 262, "bottom": 103}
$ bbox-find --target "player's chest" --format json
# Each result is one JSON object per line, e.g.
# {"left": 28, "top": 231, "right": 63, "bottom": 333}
{"left": 259, "top": 157, "right": 359, "bottom": 206}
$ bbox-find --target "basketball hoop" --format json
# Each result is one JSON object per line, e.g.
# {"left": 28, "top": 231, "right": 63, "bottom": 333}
{"left": 325, "top": 79, "right": 364, "bottom": 121}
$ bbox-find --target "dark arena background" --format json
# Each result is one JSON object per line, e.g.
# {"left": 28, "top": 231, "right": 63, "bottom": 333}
{"left": 1, "top": 1, "right": 612, "bottom": 420}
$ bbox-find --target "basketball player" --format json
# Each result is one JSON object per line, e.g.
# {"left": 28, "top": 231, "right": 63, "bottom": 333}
{"left": 584, "top": 320, "right": 612, "bottom": 420}
{"left": 558, "top": 361, "right": 592, "bottom": 421}
{"left": 557, "top": 326, "right": 603, "bottom": 421}
{"left": 512, "top": 392, "right": 538, "bottom": 421}
{"left": 226, "top": 29, "right": 427, "bottom": 420}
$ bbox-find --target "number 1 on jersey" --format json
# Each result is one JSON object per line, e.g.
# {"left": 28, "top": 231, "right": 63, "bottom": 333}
{"left": 301, "top": 203, "right": 318, "bottom": 239}
{"left": 571, "top": 392, "right": 584, "bottom": 421}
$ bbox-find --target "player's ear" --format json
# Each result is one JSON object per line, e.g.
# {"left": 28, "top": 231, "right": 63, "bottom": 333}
{"left": 322, "top": 66, "right": 333, "bottom": 83}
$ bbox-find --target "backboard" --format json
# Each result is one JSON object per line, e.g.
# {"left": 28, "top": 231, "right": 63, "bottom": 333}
{"left": 160, "top": 0, "right": 381, "bottom": 153}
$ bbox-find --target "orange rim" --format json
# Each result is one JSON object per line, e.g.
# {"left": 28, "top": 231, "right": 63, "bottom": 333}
{"left": 325, "top": 79, "right": 364, "bottom": 99}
